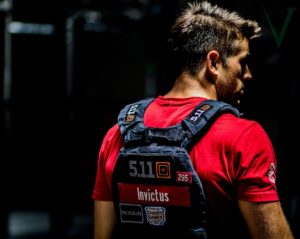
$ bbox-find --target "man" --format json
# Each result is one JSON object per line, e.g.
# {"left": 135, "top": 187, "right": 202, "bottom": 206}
{"left": 92, "top": 1, "right": 294, "bottom": 238}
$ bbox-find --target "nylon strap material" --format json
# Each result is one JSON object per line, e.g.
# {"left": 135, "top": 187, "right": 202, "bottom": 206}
{"left": 118, "top": 98, "right": 240, "bottom": 148}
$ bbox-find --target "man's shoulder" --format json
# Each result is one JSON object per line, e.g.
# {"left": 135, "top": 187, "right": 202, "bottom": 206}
{"left": 205, "top": 114, "right": 268, "bottom": 150}
{"left": 216, "top": 113, "right": 262, "bottom": 134}
{"left": 102, "top": 123, "right": 121, "bottom": 145}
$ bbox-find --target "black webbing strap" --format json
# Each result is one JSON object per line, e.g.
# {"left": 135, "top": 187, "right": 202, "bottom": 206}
{"left": 181, "top": 99, "right": 240, "bottom": 148}
{"left": 117, "top": 98, "right": 240, "bottom": 147}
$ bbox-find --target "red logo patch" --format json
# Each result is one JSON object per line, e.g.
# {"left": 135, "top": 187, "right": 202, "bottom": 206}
{"left": 118, "top": 183, "right": 190, "bottom": 207}
{"left": 176, "top": 171, "right": 192, "bottom": 184}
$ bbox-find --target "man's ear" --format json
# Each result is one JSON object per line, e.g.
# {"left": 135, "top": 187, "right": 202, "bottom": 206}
{"left": 206, "top": 50, "right": 221, "bottom": 76}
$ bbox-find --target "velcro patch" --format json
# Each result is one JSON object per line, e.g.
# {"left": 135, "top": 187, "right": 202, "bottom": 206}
{"left": 118, "top": 183, "right": 190, "bottom": 207}
{"left": 145, "top": 206, "right": 166, "bottom": 226}
{"left": 119, "top": 203, "right": 143, "bottom": 224}
{"left": 125, "top": 104, "right": 139, "bottom": 123}
{"left": 188, "top": 104, "right": 212, "bottom": 123}
{"left": 176, "top": 171, "right": 192, "bottom": 184}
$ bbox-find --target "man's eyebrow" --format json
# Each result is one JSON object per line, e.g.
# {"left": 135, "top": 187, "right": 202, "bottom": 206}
{"left": 241, "top": 53, "right": 250, "bottom": 61}
{"left": 240, "top": 54, "right": 252, "bottom": 67}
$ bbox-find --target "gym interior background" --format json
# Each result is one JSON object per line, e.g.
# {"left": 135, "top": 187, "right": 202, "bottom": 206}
{"left": 0, "top": 0, "right": 299, "bottom": 238}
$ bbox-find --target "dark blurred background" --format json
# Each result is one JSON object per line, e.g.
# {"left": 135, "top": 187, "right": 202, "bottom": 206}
{"left": 0, "top": 0, "right": 299, "bottom": 238}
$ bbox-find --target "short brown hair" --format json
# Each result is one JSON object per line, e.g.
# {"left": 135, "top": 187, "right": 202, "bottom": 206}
{"left": 168, "top": 1, "right": 261, "bottom": 75}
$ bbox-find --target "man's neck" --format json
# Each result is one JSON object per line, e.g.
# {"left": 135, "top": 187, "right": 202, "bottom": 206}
{"left": 164, "top": 73, "right": 216, "bottom": 99}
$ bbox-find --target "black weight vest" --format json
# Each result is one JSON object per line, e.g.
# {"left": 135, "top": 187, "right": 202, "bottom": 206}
{"left": 112, "top": 98, "right": 240, "bottom": 239}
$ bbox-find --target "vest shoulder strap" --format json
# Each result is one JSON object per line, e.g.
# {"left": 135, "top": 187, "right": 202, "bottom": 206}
{"left": 118, "top": 97, "right": 154, "bottom": 136}
{"left": 117, "top": 98, "right": 240, "bottom": 147}
{"left": 181, "top": 99, "right": 240, "bottom": 148}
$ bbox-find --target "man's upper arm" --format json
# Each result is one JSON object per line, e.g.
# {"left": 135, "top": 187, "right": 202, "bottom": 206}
{"left": 239, "top": 200, "right": 294, "bottom": 239}
{"left": 94, "top": 200, "right": 116, "bottom": 239}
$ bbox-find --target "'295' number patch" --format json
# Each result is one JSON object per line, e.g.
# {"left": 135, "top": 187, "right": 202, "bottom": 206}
{"left": 176, "top": 171, "right": 192, "bottom": 184}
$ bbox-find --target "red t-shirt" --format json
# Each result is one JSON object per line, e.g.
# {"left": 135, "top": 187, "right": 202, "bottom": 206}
{"left": 92, "top": 96, "right": 278, "bottom": 234}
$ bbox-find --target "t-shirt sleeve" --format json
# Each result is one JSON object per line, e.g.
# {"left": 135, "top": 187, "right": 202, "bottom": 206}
{"left": 92, "top": 124, "right": 122, "bottom": 201}
{"left": 235, "top": 122, "right": 279, "bottom": 202}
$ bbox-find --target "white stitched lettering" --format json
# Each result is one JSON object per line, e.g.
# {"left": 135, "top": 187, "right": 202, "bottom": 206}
{"left": 137, "top": 187, "right": 169, "bottom": 203}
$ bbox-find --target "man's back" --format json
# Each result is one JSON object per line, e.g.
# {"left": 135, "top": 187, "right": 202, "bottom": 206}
{"left": 93, "top": 96, "right": 278, "bottom": 238}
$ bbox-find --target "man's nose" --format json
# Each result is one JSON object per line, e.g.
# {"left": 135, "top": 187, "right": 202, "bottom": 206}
{"left": 243, "top": 64, "right": 252, "bottom": 81}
